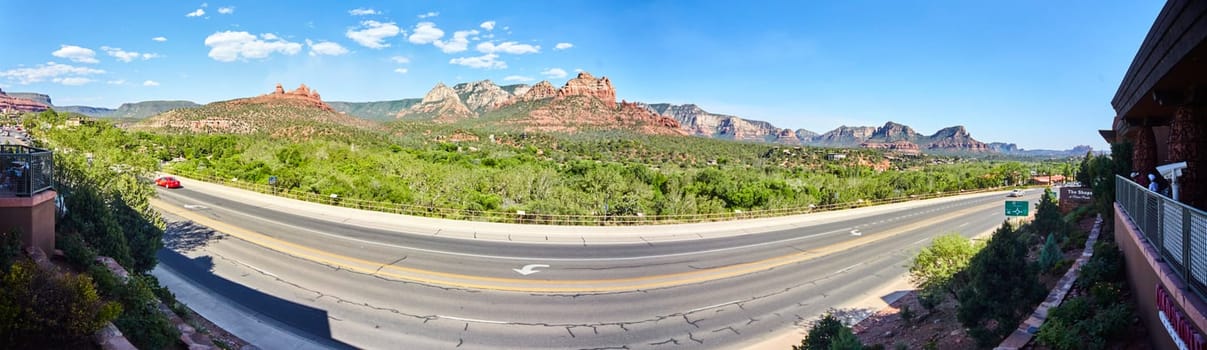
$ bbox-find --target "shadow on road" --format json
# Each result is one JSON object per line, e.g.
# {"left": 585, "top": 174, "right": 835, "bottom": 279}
{"left": 163, "top": 221, "right": 223, "bottom": 253}
{"left": 157, "top": 248, "right": 356, "bottom": 349}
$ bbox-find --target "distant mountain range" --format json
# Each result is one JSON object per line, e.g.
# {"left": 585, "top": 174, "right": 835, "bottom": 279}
{"left": 16, "top": 73, "right": 1092, "bottom": 156}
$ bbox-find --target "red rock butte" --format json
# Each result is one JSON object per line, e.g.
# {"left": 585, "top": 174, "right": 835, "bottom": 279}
{"left": 556, "top": 72, "right": 617, "bottom": 108}
{"left": 236, "top": 83, "right": 334, "bottom": 112}
{"left": 0, "top": 88, "right": 49, "bottom": 114}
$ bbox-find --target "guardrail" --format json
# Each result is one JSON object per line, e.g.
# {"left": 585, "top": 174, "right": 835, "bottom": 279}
{"left": 0, "top": 145, "right": 53, "bottom": 197}
{"left": 170, "top": 170, "right": 1014, "bottom": 226}
{"left": 1116, "top": 175, "right": 1207, "bottom": 299}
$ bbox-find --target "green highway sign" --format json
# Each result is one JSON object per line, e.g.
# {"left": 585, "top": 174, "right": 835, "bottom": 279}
{"left": 1005, "top": 201, "right": 1029, "bottom": 216}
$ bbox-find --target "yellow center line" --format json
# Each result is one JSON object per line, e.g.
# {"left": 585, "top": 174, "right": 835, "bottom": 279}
{"left": 152, "top": 198, "right": 1001, "bottom": 293}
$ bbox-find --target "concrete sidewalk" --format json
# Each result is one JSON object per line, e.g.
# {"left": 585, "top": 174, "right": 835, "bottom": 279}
{"left": 164, "top": 174, "right": 1015, "bottom": 245}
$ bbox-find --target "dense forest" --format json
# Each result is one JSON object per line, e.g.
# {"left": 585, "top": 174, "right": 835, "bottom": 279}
{"left": 28, "top": 111, "right": 1075, "bottom": 224}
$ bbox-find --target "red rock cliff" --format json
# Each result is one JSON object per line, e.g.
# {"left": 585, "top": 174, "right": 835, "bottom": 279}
{"left": 0, "top": 88, "right": 49, "bottom": 113}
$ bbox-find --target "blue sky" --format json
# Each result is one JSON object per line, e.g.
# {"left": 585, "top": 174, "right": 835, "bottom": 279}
{"left": 0, "top": 1, "right": 1162, "bottom": 150}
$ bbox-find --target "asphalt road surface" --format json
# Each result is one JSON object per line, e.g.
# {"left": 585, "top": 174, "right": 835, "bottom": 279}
{"left": 151, "top": 182, "right": 1039, "bottom": 349}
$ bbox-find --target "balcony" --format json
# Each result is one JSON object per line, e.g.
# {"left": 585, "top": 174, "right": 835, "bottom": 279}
{"left": 0, "top": 145, "right": 53, "bottom": 197}
{"left": 1116, "top": 175, "right": 1207, "bottom": 298}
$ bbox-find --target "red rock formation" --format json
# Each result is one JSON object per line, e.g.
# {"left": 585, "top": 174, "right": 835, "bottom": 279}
{"left": 236, "top": 83, "right": 334, "bottom": 112}
{"left": 556, "top": 72, "right": 616, "bottom": 108}
{"left": 862, "top": 140, "right": 921, "bottom": 155}
{"left": 0, "top": 88, "right": 50, "bottom": 113}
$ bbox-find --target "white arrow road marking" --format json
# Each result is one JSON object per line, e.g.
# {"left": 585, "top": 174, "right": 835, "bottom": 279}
{"left": 850, "top": 229, "right": 862, "bottom": 236}
{"left": 513, "top": 264, "right": 550, "bottom": 276}
{"left": 183, "top": 204, "right": 208, "bottom": 210}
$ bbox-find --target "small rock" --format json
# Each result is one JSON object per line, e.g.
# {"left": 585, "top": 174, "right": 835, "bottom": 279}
{"left": 950, "top": 329, "right": 962, "bottom": 336}
{"left": 883, "top": 331, "right": 893, "bottom": 337}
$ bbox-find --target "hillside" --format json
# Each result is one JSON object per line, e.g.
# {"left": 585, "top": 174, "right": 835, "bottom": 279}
{"left": 136, "top": 84, "right": 378, "bottom": 139}
{"left": 56, "top": 105, "right": 116, "bottom": 117}
{"left": 111, "top": 100, "right": 200, "bottom": 120}
{"left": 329, "top": 99, "right": 420, "bottom": 121}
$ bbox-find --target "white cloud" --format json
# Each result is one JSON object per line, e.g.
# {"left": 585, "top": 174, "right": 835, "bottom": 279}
{"left": 390, "top": 56, "right": 410, "bottom": 64}
{"left": 449, "top": 53, "right": 505, "bottom": 69}
{"left": 555, "top": 42, "right": 573, "bottom": 50}
{"left": 503, "top": 75, "right": 533, "bottom": 82}
{"left": 51, "top": 45, "right": 99, "bottom": 64}
{"left": 541, "top": 68, "right": 567, "bottom": 79}
{"left": 476, "top": 41, "right": 539, "bottom": 55}
{"left": 348, "top": 8, "right": 379, "bottom": 16}
{"left": 107, "top": 79, "right": 126, "bottom": 85}
{"left": 186, "top": 8, "right": 205, "bottom": 17}
{"left": 143, "top": 80, "right": 160, "bottom": 86}
{"left": 53, "top": 77, "right": 93, "bottom": 86}
{"left": 101, "top": 46, "right": 160, "bottom": 62}
{"left": 433, "top": 30, "right": 477, "bottom": 53}
{"left": 480, "top": 21, "right": 496, "bottom": 31}
{"left": 0, "top": 62, "right": 105, "bottom": 84}
{"left": 574, "top": 68, "right": 584, "bottom": 72}
{"left": 201, "top": 2, "right": 208, "bottom": 7}
{"left": 217, "top": 6, "right": 234, "bottom": 14}
{"left": 346, "top": 20, "right": 401, "bottom": 49}
{"left": 393, "top": 68, "right": 408, "bottom": 74}
{"left": 152, "top": 36, "right": 167, "bottom": 42}
{"left": 417, "top": 11, "right": 438, "bottom": 18}
{"left": 204, "top": 31, "right": 302, "bottom": 62}
{"left": 408, "top": 22, "right": 443, "bottom": 44}
{"left": 306, "top": 40, "right": 349, "bottom": 56}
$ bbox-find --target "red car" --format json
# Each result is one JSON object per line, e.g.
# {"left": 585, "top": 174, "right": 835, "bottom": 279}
{"left": 155, "top": 176, "right": 182, "bottom": 189}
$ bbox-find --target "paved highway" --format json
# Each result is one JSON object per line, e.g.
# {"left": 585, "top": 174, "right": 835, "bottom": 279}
{"left": 151, "top": 178, "right": 1039, "bottom": 349}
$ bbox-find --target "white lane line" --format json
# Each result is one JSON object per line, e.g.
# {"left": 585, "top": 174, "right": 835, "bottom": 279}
{"left": 911, "top": 237, "right": 930, "bottom": 246}
{"left": 159, "top": 191, "right": 852, "bottom": 262}
{"left": 240, "top": 262, "right": 279, "bottom": 279}
{"left": 836, "top": 263, "right": 861, "bottom": 274}
{"left": 438, "top": 315, "right": 510, "bottom": 325}
{"left": 686, "top": 299, "right": 745, "bottom": 314}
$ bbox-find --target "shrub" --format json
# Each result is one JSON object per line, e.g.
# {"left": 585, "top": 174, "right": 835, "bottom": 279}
{"left": 796, "top": 312, "right": 864, "bottom": 350}
{"left": 0, "top": 260, "right": 121, "bottom": 348}
{"left": 112, "top": 275, "right": 180, "bottom": 350}
{"left": 909, "top": 234, "right": 983, "bottom": 303}
{"left": 1039, "top": 233, "right": 1062, "bottom": 273}
{"left": 899, "top": 304, "right": 915, "bottom": 325}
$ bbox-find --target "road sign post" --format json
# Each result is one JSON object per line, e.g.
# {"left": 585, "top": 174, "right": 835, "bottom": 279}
{"left": 1005, "top": 201, "right": 1029, "bottom": 216}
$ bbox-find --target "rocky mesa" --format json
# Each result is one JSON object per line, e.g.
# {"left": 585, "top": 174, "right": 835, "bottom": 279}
{"left": 0, "top": 88, "right": 50, "bottom": 114}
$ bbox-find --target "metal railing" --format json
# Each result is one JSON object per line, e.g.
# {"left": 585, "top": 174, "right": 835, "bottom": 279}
{"left": 1117, "top": 175, "right": 1207, "bottom": 298}
{"left": 0, "top": 145, "right": 53, "bottom": 197}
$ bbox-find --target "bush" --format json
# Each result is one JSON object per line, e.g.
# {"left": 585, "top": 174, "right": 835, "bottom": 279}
{"left": 0, "top": 260, "right": 122, "bottom": 348}
{"left": 796, "top": 312, "right": 865, "bottom": 350}
{"left": 1039, "top": 233, "right": 1062, "bottom": 273}
{"left": 899, "top": 304, "right": 915, "bottom": 325}
{"left": 112, "top": 275, "right": 180, "bottom": 350}
{"left": 909, "top": 234, "right": 983, "bottom": 303}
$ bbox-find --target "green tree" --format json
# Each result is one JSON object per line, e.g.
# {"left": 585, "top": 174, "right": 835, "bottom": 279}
{"left": 909, "top": 233, "right": 983, "bottom": 303}
{"left": 957, "top": 222, "right": 1046, "bottom": 347}
{"left": 1032, "top": 188, "right": 1066, "bottom": 240}
{"left": 1038, "top": 233, "right": 1062, "bottom": 272}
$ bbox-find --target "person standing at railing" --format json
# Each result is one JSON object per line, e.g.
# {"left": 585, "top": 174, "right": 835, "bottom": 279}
{"left": 1148, "top": 172, "right": 1172, "bottom": 198}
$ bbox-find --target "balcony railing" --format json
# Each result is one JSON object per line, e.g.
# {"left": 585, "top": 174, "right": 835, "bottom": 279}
{"left": 1117, "top": 175, "right": 1207, "bottom": 298}
{"left": 0, "top": 145, "right": 53, "bottom": 197}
